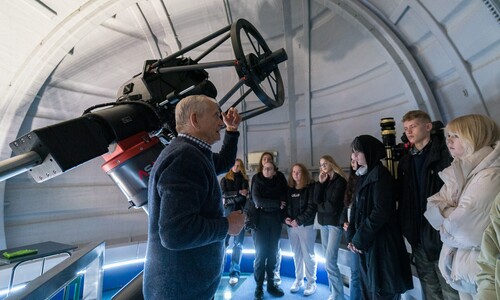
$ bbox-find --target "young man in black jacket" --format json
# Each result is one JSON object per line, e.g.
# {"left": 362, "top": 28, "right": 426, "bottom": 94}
{"left": 397, "top": 110, "right": 459, "bottom": 300}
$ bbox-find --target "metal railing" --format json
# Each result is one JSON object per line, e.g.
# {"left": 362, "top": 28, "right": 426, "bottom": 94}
{"left": 4, "top": 241, "right": 105, "bottom": 300}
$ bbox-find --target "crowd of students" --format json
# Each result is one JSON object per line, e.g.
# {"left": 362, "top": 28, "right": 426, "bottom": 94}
{"left": 220, "top": 110, "right": 499, "bottom": 300}
{"left": 142, "top": 96, "right": 498, "bottom": 300}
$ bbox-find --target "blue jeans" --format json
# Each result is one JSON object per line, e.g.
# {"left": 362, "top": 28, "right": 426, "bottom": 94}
{"left": 320, "top": 225, "right": 344, "bottom": 300}
{"left": 224, "top": 205, "right": 246, "bottom": 278}
{"left": 225, "top": 228, "right": 245, "bottom": 278}
{"left": 348, "top": 249, "right": 361, "bottom": 299}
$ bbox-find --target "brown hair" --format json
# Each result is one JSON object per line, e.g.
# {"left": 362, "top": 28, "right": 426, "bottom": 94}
{"left": 344, "top": 163, "right": 358, "bottom": 208}
{"left": 288, "top": 163, "right": 313, "bottom": 189}
{"left": 257, "top": 151, "right": 275, "bottom": 173}
{"left": 402, "top": 110, "right": 431, "bottom": 123}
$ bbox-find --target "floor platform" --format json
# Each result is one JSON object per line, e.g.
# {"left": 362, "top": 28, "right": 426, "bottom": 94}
{"left": 215, "top": 274, "right": 350, "bottom": 300}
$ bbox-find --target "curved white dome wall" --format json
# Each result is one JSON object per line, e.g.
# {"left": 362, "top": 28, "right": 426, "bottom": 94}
{"left": 0, "top": 0, "right": 498, "bottom": 248}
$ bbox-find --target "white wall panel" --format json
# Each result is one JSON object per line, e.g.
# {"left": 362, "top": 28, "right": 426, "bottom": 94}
{"left": 366, "top": 0, "right": 499, "bottom": 123}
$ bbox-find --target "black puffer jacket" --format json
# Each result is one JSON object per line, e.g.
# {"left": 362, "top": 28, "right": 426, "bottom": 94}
{"left": 220, "top": 172, "right": 249, "bottom": 211}
{"left": 285, "top": 183, "right": 317, "bottom": 226}
{"left": 314, "top": 174, "right": 347, "bottom": 226}
{"left": 397, "top": 132, "right": 452, "bottom": 261}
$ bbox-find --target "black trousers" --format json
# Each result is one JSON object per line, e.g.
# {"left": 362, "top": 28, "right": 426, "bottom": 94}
{"left": 358, "top": 253, "right": 401, "bottom": 300}
{"left": 252, "top": 211, "right": 282, "bottom": 287}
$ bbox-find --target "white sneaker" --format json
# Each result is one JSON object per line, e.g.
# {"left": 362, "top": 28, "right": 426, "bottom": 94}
{"left": 290, "top": 280, "right": 304, "bottom": 293}
{"left": 327, "top": 294, "right": 334, "bottom": 300}
{"left": 228, "top": 276, "right": 238, "bottom": 285}
{"left": 303, "top": 282, "right": 317, "bottom": 296}
{"left": 274, "top": 272, "right": 281, "bottom": 285}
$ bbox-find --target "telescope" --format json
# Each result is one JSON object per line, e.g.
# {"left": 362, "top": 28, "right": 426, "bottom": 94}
{"left": 0, "top": 19, "right": 287, "bottom": 213}
{"left": 380, "top": 118, "right": 447, "bottom": 179}
{"left": 379, "top": 117, "right": 411, "bottom": 178}
{"left": 380, "top": 117, "right": 398, "bottom": 177}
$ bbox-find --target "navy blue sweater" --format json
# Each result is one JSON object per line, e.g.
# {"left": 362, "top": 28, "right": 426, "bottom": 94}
{"left": 144, "top": 132, "right": 239, "bottom": 299}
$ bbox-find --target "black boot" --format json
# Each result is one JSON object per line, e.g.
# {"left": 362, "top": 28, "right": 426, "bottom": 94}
{"left": 254, "top": 286, "right": 264, "bottom": 300}
{"left": 267, "top": 283, "right": 284, "bottom": 297}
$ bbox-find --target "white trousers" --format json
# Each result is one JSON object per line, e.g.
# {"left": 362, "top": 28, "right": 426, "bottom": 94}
{"left": 287, "top": 225, "right": 317, "bottom": 283}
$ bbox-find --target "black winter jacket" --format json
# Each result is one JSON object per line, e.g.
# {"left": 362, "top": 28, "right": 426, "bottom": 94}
{"left": 220, "top": 172, "right": 249, "bottom": 211}
{"left": 285, "top": 183, "right": 317, "bottom": 226}
{"left": 397, "top": 133, "right": 452, "bottom": 261}
{"left": 347, "top": 161, "right": 413, "bottom": 295}
{"left": 251, "top": 172, "right": 287, "bottom": 212}
{"left": 314, "top": 174, "right": 347, "bottom": 226}
{"left": 245, "top": 171, "right": 287, "bottom": 230}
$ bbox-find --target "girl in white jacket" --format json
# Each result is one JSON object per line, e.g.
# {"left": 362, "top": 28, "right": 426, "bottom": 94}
{"left": 424, "top": 114, "right": 500, "bottom": 300}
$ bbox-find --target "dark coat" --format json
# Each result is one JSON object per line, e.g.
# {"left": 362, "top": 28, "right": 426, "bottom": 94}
{"left": 249, "top": 172, "right": 287, "bottom": 230}
{"left": 144, "top": 132, "right": 239, "bottom": 300}
{"left": 251, "top": 172, "right": 287, "bottom": 211}
{"left": 313, "top": 174, "right": 347, "bottom": 226}
{"left": 220, "top": 172, "right": 249, "bottom": 211}
{"left": 285, "top": 183, "right": 317, "bottom": 226}
{"left": 397, "top": 133, "right": 452, "bottom": 261}
{"left": 347, "top": 135, "right": 413, "bottom": 295}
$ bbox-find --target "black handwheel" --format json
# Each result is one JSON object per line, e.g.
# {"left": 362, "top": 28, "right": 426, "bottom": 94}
{"left": 231, "top": 19, "right": 286, "bottom": 109}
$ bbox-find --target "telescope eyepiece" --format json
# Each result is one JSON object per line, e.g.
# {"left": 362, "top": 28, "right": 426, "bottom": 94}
{"left": 380, "top": 117, "right": 396, "bottom": 146}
